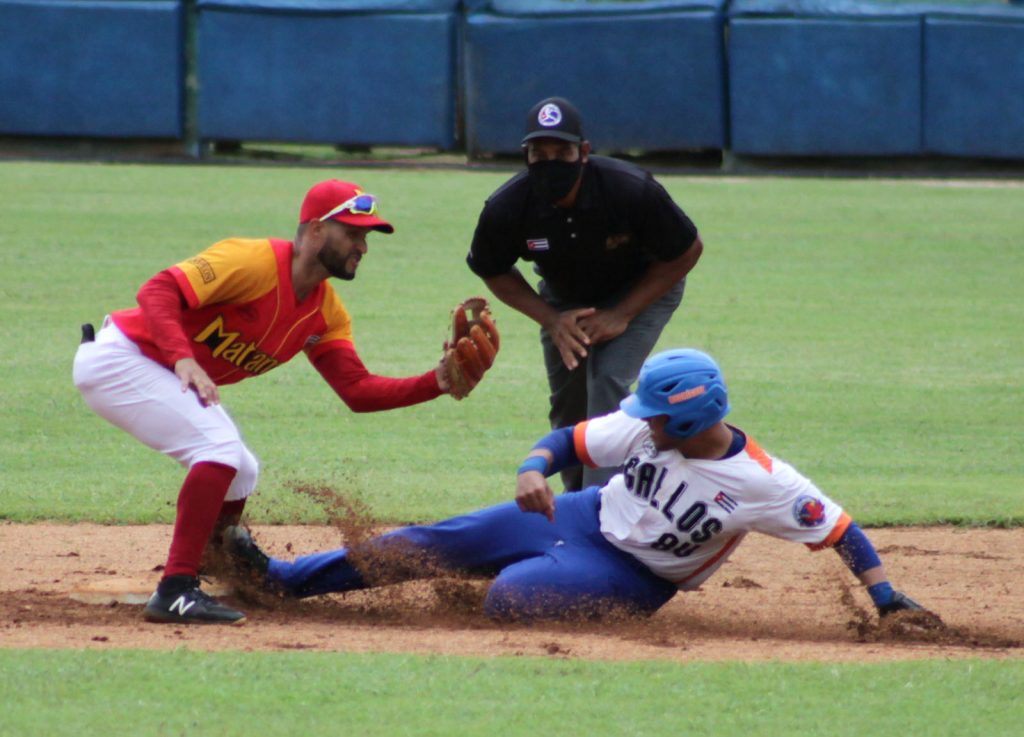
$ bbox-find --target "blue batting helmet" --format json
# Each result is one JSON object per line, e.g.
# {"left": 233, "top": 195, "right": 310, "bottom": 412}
{"left": 619, "top": 349, "right": 730, "bottom": 438}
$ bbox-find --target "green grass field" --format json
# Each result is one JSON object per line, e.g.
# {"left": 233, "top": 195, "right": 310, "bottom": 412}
{"left": 0, "top": 162, "right": 1021, "bottom": 736}
{"left": 1, "top": 162, "right": 1020, "bottom": 525}
{"left": 1, "top": 650, "right": 1021, "bottom": 737}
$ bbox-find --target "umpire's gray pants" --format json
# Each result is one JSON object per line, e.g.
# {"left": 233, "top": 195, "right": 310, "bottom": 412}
{"left": 540, "top": 279, "right": 686, "bottom": 491}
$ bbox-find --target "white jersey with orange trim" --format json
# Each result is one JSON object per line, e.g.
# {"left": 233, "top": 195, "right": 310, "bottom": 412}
{"left": 574, "top": 411, "right": 851, "bottom": 589}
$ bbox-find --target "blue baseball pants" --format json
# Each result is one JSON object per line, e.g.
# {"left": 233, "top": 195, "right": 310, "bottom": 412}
{"left": 266, "top": 488, "right": 678, "bottom": 620}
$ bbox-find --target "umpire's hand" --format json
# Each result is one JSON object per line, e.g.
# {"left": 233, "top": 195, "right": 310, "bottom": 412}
{"left": 578, "top": 307, "right": 630, "bottom": 345}
{"left": 545, "top": 308, "right": 596, "bottom": 370}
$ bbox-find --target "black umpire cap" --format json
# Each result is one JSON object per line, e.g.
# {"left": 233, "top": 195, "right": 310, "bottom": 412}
{"left": 521, "top": 97, "right": 585, "bottom": 146}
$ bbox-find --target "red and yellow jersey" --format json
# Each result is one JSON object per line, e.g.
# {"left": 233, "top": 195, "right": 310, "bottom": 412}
{"left": 112, "top": 238, "right": 353, "bottom": 385}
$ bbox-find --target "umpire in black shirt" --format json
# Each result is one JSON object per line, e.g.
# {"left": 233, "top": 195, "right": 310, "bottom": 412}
{"left": 467, "top": 97, "right": 703, "bottom": 490}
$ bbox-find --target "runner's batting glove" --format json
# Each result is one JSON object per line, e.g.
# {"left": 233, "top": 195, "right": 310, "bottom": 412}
{"left": 441, "top": 297, "right": 500, "bottom": 400}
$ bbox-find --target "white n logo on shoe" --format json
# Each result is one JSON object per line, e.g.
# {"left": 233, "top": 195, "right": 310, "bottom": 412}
{"left": 168, "top": 595, "right": 196, "bottom": 616}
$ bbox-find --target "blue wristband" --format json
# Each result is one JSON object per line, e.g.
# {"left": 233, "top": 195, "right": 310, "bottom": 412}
{"left": 517, "top": 456, "right": 549, "bottom": 476}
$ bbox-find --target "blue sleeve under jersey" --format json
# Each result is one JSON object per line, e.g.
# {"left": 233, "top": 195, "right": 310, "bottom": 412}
{"left": 519, "top": 426, "right": 578, "bottom": 476}
{"left": 833, "top": 522, "right": 900, "bottom": 608}
{"left": 833, "top": 522, "right": 882, "bottom": 575}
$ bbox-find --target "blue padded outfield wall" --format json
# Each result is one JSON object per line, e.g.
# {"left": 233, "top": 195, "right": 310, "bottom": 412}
{"left": 463, "top": 0, "right": 728, "bottom": 156}
{"left": 196, "top": 0, "right": 460, "bottom": 148}
{"left": 728, "top": 0, "right": 1024, "bottom": 159}
{"left": 0, "top": 0, "right": 184, "bottom": 138}
{"left": 728, "top": 0, "right": 924, "bottom": 156}
{"left": 1, "top": 0, "right": 1023, "bottom": 159}
{"left": 924, "top": 8, "right": 1024, "bottom": 159}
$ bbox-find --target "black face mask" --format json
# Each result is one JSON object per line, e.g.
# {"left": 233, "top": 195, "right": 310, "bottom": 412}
{"left": 527, "top": 158, "right": 583, "bottom": 204}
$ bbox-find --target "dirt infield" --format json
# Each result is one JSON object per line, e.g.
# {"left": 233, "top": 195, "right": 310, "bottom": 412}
{"left": 2, "top": 522, "right": 1022, "bottom": 662}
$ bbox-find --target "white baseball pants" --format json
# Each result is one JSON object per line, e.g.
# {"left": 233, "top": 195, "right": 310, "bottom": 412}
{"left": 72, "top": 318, "right": 258, "bottom": 501}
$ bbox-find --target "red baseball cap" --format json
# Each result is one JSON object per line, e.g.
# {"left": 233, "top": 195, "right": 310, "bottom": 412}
{"left": 299, "top": 179, "right": 394, "bottom": 234}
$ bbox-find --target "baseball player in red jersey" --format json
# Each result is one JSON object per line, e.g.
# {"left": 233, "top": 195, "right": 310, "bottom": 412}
{"left": 73, "top": 180, "right": 467, "bottom": 625}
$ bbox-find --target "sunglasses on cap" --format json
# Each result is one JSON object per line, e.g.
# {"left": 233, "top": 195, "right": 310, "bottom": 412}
{"left": 319, "top": 193, "right": 378, "bottom": 221}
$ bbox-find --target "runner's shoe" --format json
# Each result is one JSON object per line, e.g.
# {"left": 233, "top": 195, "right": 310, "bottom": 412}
{"left": 224, "top": 525, "right": 271, "bottom": 579}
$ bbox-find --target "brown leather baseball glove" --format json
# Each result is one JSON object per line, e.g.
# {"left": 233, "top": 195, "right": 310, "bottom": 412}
{"left": 443, "top": 297, "right": 500, "bottom": 400}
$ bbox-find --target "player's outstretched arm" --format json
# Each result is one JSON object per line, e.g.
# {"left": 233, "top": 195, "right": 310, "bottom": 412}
{"left": 514, "top": 426, "right": 581, "bottom": 522}
{"left": 832, "top": 522, "right": 937, "bottom": 619}
{"left": 312, "top": 341, "right": 443, "bottom": 412}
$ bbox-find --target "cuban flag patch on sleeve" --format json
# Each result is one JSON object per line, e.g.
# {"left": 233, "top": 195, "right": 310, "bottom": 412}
{"left": 526, "top": 238, "right": 550, "bottom": 252}
{"left": 714, "top": 491, "right": 738, "bottom": 513}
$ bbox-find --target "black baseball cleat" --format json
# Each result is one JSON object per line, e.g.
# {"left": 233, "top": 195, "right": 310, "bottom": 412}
{"left": 143, "top": 576, "right": 246, "bottom": 625}
{"left": 877, "top": 591, "right": 926, "bottom": 618}
{"left": 224, "top": 525, "right": 271, "bottom": 581}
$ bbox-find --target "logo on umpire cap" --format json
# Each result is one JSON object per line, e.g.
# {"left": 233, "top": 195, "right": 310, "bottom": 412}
{"left": 538, "top": 103, "right": 563, "bottom": 127}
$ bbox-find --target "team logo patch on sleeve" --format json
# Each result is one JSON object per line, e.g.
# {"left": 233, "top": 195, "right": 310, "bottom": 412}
{"left": 793, "top": 496, "right": 827, "bottom": 527}
{"left": 186, "top": 256, "right": 216, "bottom": 284}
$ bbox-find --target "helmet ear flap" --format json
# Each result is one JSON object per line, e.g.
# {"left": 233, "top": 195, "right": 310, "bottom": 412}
{"left": 665, "top": 415, "right": 697, "bottom": 438}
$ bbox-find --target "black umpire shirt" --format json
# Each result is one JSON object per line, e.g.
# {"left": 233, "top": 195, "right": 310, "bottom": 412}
{"left": 466, "top": 155, "right": 698, "bottom": 306}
